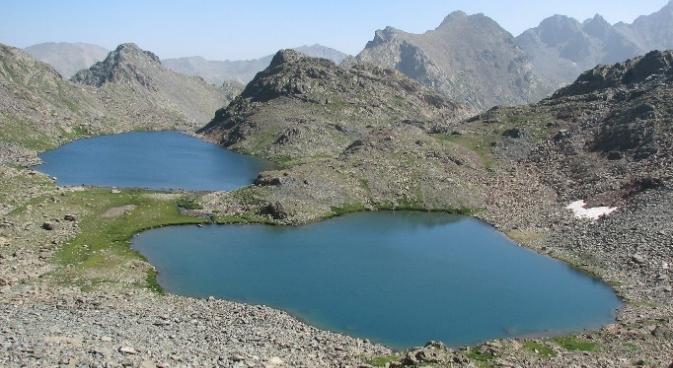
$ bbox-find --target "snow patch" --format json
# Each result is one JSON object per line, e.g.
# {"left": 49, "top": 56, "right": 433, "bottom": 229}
{"left": 566, "top": 200, "right": 617, "bottom": 221}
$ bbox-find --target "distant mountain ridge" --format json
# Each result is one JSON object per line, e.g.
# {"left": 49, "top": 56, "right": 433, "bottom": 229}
{"left": 163, "top": 44, "right": 350, "bottom": 85}
{"left": 24, "top": 42, "right": 109, "bottom": 78}
{"left": 517, "top": 1, "right": 673, "bottom": 87}
{"left": 354, "top": 11, "right": 549, "bottom": 111}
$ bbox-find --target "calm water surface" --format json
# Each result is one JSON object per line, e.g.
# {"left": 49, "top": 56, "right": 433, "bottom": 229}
{"left": 133, "top": 211, "right": 621, "bottom": 348}
{"left": 37, "top": 131, "right": 268, "bottom": 191}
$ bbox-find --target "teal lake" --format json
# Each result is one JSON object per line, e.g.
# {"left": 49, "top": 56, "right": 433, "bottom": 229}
{"left": 37, "top": 131, "right": 268, "bottom": 191}
{"left": 133, "top": 211, "right": 621, "bottom": 348}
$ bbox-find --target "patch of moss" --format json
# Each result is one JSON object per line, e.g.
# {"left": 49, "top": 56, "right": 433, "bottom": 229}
{"left": 0, "top": 114, "right": 55, "bottom": 150}
{"left": 552, "top": 336, "right": 597, "bottom": 352}
{"left": 523, "top": 341, "right": 557, "bottom": 358}
{"left": 364, "top": 354, "right": 400, "bottom": 367}
{"left": 330, "top": 202, "right": 368, "bottom": 217}
{"left": 145, "top": 268, "right": 164, "bottom": 294}
{"left": 467, "top": 349, "right": 495, "bottom": 367}
{"left": 436, "top": 133, "right": 496, "bottom": 169}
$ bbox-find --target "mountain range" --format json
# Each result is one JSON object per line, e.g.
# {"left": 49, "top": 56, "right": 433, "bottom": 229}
{"left": 354, "top": 1, "right": 673, "bottom": 111}
{"left": 517, "top": 1, "right": 673, "bottom": 87}
{"left": 162, "top": 44, "right": 350, "bottom": 85}
{"left": 14, "top": 2, "right": 673, "bottom": 114}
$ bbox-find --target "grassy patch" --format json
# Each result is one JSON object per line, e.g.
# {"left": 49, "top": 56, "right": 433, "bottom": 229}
{"left": 176, "top": 196, "right": 203, "bottom": 210}
{"left": 330, "top": 202, "right": 368, "bottom": 217}
{"left": 0, "top": 114, "right": 55, "bottom": 151}
{"left": 523, "top": 341, "right": 557, "bottom": 358}
{"left": 552, "top": 336, "right": 597, "bottom": 352}
{"left": 146, "top": 268, "right": 164, "bottom": 294}
{"left": 363, "top": 354, "right": 400, "bottom": 367}
{"left": 436, "top": 133, "right": 496, "bottom": 169}
{"left": 215, "top": 212, "right": 277, "bottom": 225}
{"left": 52, "top": 188, "right": 206, "bottom": 290}
{"left": 467, "top": 349, "right": 495, "bottom": 367}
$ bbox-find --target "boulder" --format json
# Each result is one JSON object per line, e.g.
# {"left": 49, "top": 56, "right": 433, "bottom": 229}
{"left": 260, "top": 202, "right": 288, "bottom": 220}
{"left": 41, "top": 222, "right": 55, "bottom": 230}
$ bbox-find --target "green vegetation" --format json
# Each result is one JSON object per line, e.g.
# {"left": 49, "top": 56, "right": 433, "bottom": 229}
{"left": 523, "top": 341, "right": 557, "bottom": 358}
{"left": 145, "top": 268, "right": 164, "bottom": 294}
{"left": 364, "top": 354, "right": 400, "bottom": 367}
{"left": 176, "top": 196, "right": 203, "bottom": 210}
{"left": 436, "top": 132, "right": 496, "bottom": 169}
{"left": 466, "top": 348, "right": 496, "bottom": 367}
{"left": 329, "top": 202, "right": 368, "bottom": 217}
{"left": 552, "top": 336, "right": 598, "bottom": 352}
{"left": 52, "top": 189, "right": 207, "bottom": 290}
{"left": 0, "top": 114, "right": 55, "bottom": 150}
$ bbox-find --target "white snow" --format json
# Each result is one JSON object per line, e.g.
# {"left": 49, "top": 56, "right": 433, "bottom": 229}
{"left": 566, "top": 200, "right": 617, "bottom": 221}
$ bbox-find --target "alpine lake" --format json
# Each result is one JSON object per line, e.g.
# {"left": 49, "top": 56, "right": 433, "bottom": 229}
{"left": 38, "top": 131, "right": 622, "bottom": 348}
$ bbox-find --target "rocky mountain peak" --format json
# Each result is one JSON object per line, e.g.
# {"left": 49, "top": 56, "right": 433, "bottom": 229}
{"left": 536, "top": 15, "right": 584, "bottom": 43}
{"left": 240, "top": 49, "right": 341, "bottom": 102}
{"left": 583, "top": 14, "right": 613, "bottom": 38}
{"left": 553, "top": 50, "right": 673, "bottom": 97}
{"left": 436, "top": 11, "right": 468, "bottom": 28}
{"left": 71, "top": 43, "right": 162, "bottom": 88}
{"left": 435, "top": 11, "right": 501, "bottom": 33}
{"left": 114, "top": 43, "right": 160, "bottom": 63}
{"left": 268, "top": 49, "right": 304, "bottom": 68}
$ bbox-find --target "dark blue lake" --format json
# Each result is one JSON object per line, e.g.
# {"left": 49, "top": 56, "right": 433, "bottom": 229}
{"left": 37, "top": 131, "right": 268, "bottom": 191}
{"left": 133, "top": 211, "right": 621, "bottom": 348}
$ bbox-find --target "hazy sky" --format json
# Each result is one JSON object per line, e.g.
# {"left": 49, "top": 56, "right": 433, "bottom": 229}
{"left": 1, "top": 0, "right": 669, "bottom": 60}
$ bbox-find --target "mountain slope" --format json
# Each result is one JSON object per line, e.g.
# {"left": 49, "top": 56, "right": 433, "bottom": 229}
{"left": 354, "top": 11, "right": 549, "bottom": 111}
{"left": 163, "top": 44, "right": 350, "bottom": 85}
{"left": 0, "top": 42, "right": 115, "bottom": 161}
{"left": 72, "top": 43, "right": 229, "bottom": 127}
{"left": 618, "top": 0, "right": 673, "bottom": 52}
{"left": 24, "top": 42, "right": 109, "bottom": 78}
{"left": 198, "top": 49, "right": 471, "bottom": 159}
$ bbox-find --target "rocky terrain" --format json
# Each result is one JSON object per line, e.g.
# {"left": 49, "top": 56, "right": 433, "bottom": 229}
{"left": 164, "top": 44, "right": 350, "bottom": 85}
{"left": 353, "top": 11, "right": 550, "bottom": 111}
{"left": 517, "top": 1, "right": 673, "bottom": 88}
{"left": 72, "top": 43, "right": 230, "bottom": 127}
{"left": 2, "top": 46, "right": 673, "bottom": 368}
{"left": 24, "top": 42, "right": 109, "bottom": 79}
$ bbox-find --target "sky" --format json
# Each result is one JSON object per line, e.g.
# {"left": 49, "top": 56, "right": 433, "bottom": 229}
{"left": 0, "top": 0, "right": 670, "bottom": 60}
